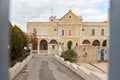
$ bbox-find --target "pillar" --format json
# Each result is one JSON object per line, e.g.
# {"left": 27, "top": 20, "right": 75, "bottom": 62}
{"left": 48, "top": 43, "right": 50, "bottom": 54}
{"left": 38, "top": 40, "right": 40, "bottom": 54}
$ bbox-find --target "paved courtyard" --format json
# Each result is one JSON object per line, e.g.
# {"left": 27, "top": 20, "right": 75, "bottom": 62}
{"left": 13, "top": 54, "right": 84, "bottom": 80}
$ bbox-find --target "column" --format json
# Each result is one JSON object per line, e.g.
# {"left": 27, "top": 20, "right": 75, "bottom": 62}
{"left": 48, "top": 43, "right": 50, "bottom": 54}
{"left": 38, "top": 40, "right": 40, "bottom": 54}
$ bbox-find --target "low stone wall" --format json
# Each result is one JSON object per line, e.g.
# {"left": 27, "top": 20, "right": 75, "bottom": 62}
{"left": 54, "top": 55, "right": 107, "bottom": 80}
{"left": 75, "top": 46, "right": 98, "bottom": 63}
{"left": 9, "top": 55, "right": 32, "bottom": 80}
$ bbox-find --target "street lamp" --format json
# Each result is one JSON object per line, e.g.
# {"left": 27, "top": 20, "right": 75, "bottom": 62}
{"left": 24, "top": 47, "right": 27, "bottom": 58}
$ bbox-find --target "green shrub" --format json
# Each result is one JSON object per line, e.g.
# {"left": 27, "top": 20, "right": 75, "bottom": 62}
{"left": 9, "top": 23, "right": 28, "bottom": 66}
{"left": 61, "top": 49, "right": 77, "bottom": 62}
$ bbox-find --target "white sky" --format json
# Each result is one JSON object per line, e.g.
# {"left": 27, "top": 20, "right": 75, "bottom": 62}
{"left": 9, "top": 0, "right": 109, "bottom": 32}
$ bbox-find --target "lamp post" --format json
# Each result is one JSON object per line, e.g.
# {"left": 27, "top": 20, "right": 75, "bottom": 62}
{"left": 24, "top": 47, "right": 27, "bottom": 59}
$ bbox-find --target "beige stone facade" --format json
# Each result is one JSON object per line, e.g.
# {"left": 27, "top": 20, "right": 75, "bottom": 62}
{"left": 27, "top": 9, "right": 109, "bottom": 55}
{"left": 75, "top": 45, "right": 98, "bottom": 63}
{"left": 75, "top": 45, "right": 109, "bottom": 63}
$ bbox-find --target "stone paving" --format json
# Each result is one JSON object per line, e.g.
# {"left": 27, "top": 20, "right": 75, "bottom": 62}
{"left": 93, "top": 62, "right": 108, "bottom": 73}
{"left": 79, "top": 62, "right": 108, "bottom": 73}
{"left": 13, "top": 54, "right": 84, "bottom": 80}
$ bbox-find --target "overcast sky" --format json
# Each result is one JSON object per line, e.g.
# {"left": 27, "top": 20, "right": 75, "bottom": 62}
{"left": 9, "top": 0, "right": 109, "bottom": 32}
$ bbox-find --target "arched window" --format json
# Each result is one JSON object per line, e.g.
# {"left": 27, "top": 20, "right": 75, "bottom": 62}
{"left": 91, "top": 29, "right": 95, "bottom": 36}
{"left": 62, "top": 30, "right": 64, "bottom": 36}
{"left": 92, "top": 40, "right": 100, "bottom": 46}
{"left": 76, "top": 43, "right": 78, "bottom": 47}
{"left": 33, "top": 28, "right": 37, "bottom": 35}
{"left": 101, "top": 29, "right": 104, "bottom": 36}
{"left": 102, "top": 40, "right": 107, "bottom": 47}
{"left": 50, "top": 39, "right": 58, "bottom": 44}
{"left": 82, "top": 40, "right": 90, "bottom": 44}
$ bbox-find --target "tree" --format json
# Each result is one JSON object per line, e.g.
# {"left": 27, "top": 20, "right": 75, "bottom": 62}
{"left": 61, "top": 40, "right": 77, "bottom": 62}
{"left": 67, "top": 40, "right": 73, "bottom": 50}
{"left": 31, "top": 36, "right": 38, "bottom": 50}
{"left": 9, "top": 24, "right": 28, "bottom": 63}
{"left": 61, "top": 49, "right": 77, "bottom": 62}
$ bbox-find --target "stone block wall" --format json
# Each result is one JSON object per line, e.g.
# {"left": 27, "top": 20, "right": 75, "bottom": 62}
{"left": 75, "top": 45, "right": 98, "bottom": 63}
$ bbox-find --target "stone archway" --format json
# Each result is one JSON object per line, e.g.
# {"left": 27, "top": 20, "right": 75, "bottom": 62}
{"left": 92, "top": 40, "right": 100, "bottom": 46}
{"left": 50, "top": 39, "right": 58, "bottom": 44}
{"left": 102, "top": 40, "right": 107, "bottom": 47}
{"left": 82, "top": 39, "right": 90, "bottom": 44}
{"left": 49, "top": 39, "right": 58, "bottom": 55}
{"left": 40, "top": 39, "right": 48, "bottom": 53}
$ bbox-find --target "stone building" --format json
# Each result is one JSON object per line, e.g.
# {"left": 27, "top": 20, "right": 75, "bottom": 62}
{"left": 75, "top": 45, "right": 108, "bottom": 63}
{"left": 27, "top": 9, "right": 109, "bottom": 58}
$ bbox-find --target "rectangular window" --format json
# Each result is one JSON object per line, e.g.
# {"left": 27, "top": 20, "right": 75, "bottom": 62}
{"left": 75, "top": 29, "right": 79, "bottom": 36}
{"left": 62, "top": 30, "right": 64, "bottom": 36}
{"left": 41, "top": 27, "right": 47, "bottom": 35}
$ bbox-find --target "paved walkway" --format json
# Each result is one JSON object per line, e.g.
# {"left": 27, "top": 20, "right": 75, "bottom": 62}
{"left": 13, "top": 54, "right": 84, "bottom": 80}
{"left": 79, "top": 62, "right": 108, "bottom": 73}
{"left": 93, "top": 62, "right": 108, "bottom": 73}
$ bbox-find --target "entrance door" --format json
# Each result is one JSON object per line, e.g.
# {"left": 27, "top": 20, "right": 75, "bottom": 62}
{"left": 50, "top": 39, "right": 58, "bottom": 55}
{"left": 40, "top": 39, "right": 48, "bottom": 53}
{"left": 101, "top": 49, "right": 104, "bottom": 61}
{"left": 52, "top": 45, "right": 56, "bottom": 55}
{"left": 97, "top": 49, "right": 101, "bottom": 61}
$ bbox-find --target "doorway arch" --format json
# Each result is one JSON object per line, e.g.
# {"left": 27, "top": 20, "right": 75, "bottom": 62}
{"left": 102, "top": 40, "right": 107, "bottom": 47}
{"left": 50, "top": 39, "right": 58, "bottom": 55}
{"left": 82, "top": 39, "right": 90, "bottom": 44}
{"left": 50, "top": 39, "right": 58, "bottom": 44}
{"left": 40, "top": 39, "right": 48, "bottom": 50}
{"left": 92, "top": 40, "right": 100, "bottom": 46}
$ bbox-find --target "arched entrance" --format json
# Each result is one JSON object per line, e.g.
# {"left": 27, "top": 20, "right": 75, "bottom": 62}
{"left": 82, "top": 40, "right": 90, "bottom": 44}
{"left": 50, "top": 39, "right": 58, "bottom": 55}
{"left": 40, "top": 39, "right": 48, "bottom": 53}
{"left": 92, "top": 40, "right": 100, "bottom": 46}
{"left": 102, "top": 40, "right": 107, "bottom": 47}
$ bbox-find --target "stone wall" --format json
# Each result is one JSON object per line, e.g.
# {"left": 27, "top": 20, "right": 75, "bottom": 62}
{"left": 54, "top": 55, "right": 107, "bottom": 80}
{"left": 9, "top": 55, "right": 32, "bottom": 80}
{"left": 75, "top": 45, "right": 98, "bottom": 63}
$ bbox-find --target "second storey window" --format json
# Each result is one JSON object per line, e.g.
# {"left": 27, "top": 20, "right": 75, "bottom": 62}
{"left": 91, "top": 29, "right": 95, "bottom": 36}
{"left": 101, "top": 29, "right": 104, "bottom": 36}
{"left": 62, "top": 30, "right": 64, "bottom": 36}
{"left": 33, "top": 28, "right": 37, "bottom": 35}
{"left": 41, "top": 27, "right": 47, "bottom": 35}
{"left": 69, "top": 30, "right": 71, "bottom": 36}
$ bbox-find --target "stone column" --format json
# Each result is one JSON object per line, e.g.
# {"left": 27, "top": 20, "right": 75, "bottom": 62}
{"left": 48, "top": 43, "right": 50, "bottom": 54}
{"left": 38, "top": 40, "right": 40, "bottom": 54}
